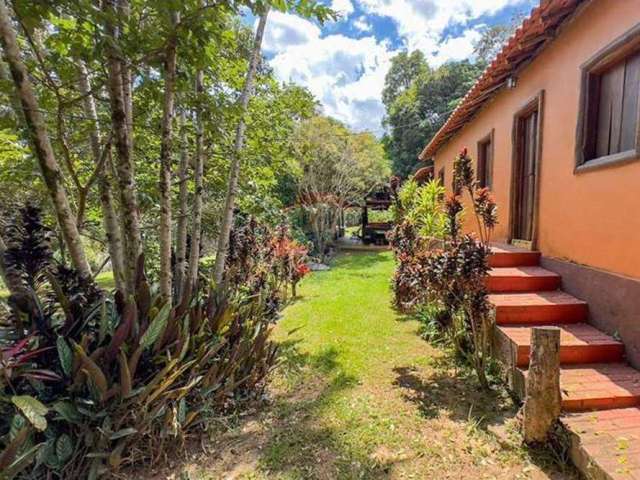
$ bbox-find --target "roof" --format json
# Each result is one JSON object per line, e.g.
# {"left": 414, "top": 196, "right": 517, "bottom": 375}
{"left": 419, "top": 0, "right": 586, "bottom": 160}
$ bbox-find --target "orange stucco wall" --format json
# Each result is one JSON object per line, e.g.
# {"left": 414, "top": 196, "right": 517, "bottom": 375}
{"left": 432, "top": 0, "right": 640, "bottom": 280}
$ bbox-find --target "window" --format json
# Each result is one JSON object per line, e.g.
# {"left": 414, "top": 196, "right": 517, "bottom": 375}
{"left": 477, "top": 130, "right": 494, "bottom": 189}
{"left": 576, "top": 25, "right": 640, "bottom": 171}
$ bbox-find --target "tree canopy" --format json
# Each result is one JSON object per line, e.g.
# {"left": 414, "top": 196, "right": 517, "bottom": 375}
{"left": 382, "top": 18, "right": 520, "bottom": 179}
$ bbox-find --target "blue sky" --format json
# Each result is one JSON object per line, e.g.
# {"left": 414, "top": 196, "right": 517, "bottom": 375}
{"left": 259, "top": 0, "right": 538, "bottom": 136}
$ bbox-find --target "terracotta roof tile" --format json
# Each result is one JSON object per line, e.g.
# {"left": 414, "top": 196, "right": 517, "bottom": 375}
{"left": 419, "top": 0, "right": 585, "bottom": 160}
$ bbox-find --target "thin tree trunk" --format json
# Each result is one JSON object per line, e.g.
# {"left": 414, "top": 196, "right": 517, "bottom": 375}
{"left": 174, "top": 111, "right": 189, "bottom": 300}
{"left": 99, "top": 153, "right": 127, "bottom": 292}
{"left": 184, "top": 71, "right": 204, "bottom": 299}
{"left": 120, "top": 0, "right": 134, "bottom": 145}
{"left": 0, "top": 0, "right": 91, "bottom": 279}
{"left": 104, "top": 0, "right": 141, "bottom": 295}
{"left": 212, "top": 8, "right": 269, "bottom": 285}
{"left": 0, "top": 234, "right": 8, "bottom": 289}
{"left": 158, "top": 13, "right": 179, "bottom": 303}
{"left": 77, "top": 62, "right": 127, "bottom": 294}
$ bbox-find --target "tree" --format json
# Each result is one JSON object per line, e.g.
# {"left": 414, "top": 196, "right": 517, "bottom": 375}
{"left": 351, "top": 131, "right": 391, "bottom": 191}
{"left": 0, "top": 0, "right": 333, "bottom": 303}
{"left": 158, "top": 11, "right": 180, "bottom": 302}
{"left": 473, "top": 17, "right": 522, "bottom": 65}
{"left": 382, "top": 50, "right": 429, "bottom": 108}
{"left": 77, "top": 62, "right": 127, "bottom": 294}
{"left": 383, "top": 55, "right": 485, "bottom": 178}
{"left": 0, "top": 0, "right": 92, "bottom": 279}
{"left": 292, "top": 116, "right": 388, "bottom": 261}
{"left": 213, "top": 8, "right": 270, "bottom": 286}
{"left": 103, "top": 0, "right": 142, "bottom": 295}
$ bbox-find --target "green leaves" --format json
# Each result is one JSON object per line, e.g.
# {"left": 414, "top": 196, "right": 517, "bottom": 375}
{"left": 55, "top": 434, "right": 73, "bottom": 464}
{"left": 11, "top": 396, "right": 48, "bottom": 431}
{"left": 139, "top": 301, "right": 171, "bottom": 350}
{"left": 52, "top": 401, "right": 83, "bottom": 425}
{"left": 56, "top": 337, "right": 72, "bottom": 377}
{"left": 108, "top": 428, "right": 137, "bottom": 441}
{"left": 398, "top": 179, "right": 447, "bottom": 240}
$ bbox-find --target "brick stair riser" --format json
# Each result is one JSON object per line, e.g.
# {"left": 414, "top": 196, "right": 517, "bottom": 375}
{"left": 489, "top": 252, "right": 541, "bottom": 268}
{"left": 495, "top": 304, "right": 588, "bottom": 325}
{"left": 490, "top": 246, "right": 640, "bottom": 480}
{"left": 486, "top": 276, "right": 561, "bottom": 293}
{"left": 511, "top": 368, "right": 640, "bottom": 412}
{"left": 514, "top": 345, "right": 624, "bottom": 368}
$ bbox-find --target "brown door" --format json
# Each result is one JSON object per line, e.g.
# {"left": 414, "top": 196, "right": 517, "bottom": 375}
{"left": 513, "top": 108, "right": 539, "bottom": 243}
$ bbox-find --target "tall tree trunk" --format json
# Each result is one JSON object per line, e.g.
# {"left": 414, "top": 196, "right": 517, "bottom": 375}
{"left": 158, "top": 13, "right": 179, "bottom": 303}
{"left": 174, "top": 111, "right": 189, "bottom": 300}
{"left": 0, "top": 234, "right": 8, "bottom": 289}
{"left": 184, "top": 72, "right": 204, "bottom": 299}
{"left": 212, "top": 8, "right": 269, "bottom": 285}
{"left": 104, "top": 0, "right": 142, "bottom": 295}
{"left": 77, "top": 62, "right": 127, "bottom": 294}
{"left": 119, "top": 0, "right": 134, "bottom": 145}
{"left": 0, "top": 0, "right": 91, "bottom": 279}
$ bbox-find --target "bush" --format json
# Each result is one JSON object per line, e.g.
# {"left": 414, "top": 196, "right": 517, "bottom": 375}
{"left": 389, "top": 150, "right": 498, "bottom": 388}
{"left": 423, "top": 149, "right": 498, "bottom": 388}
{"left": 0, "top": 207, "right": 306, "bottom": 478}
{"left": 393, "top": 179, "right": 447, "bottom": 239}
{"left": 388, "top": 178, "right": 446, "bottom": 311}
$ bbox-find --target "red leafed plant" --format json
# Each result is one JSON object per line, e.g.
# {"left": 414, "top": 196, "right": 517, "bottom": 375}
{"left": 423, "top": 148, "right": 498, "bottom": 389}
{"left": 272, "top": 225, "right": 310, "bottom": 298}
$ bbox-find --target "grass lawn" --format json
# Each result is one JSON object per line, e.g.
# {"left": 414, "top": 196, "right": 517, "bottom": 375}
{"left": 154, "top": 251, "right": 575, "bottom": 480}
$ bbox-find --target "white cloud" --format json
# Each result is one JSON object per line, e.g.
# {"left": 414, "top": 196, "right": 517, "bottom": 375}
{"left": 331, "top": 0, "right": 355, "bottom": 17}
{"left": 261, "top": 0, "right": 529, "bottom": 135}
{"left": 358, "top": 0, "right": 526, "bottom": 63}
{"left": 431, "top": 28, "right": 483, "bottom": 66}
{"left": 353, "top": 15, "right": 372, "bottom": 32}
{"left": 264, "top": 13, "right": 395, "bottom": 135}
{"left": 262, "top": 11, "right": 321, "bottom": 53}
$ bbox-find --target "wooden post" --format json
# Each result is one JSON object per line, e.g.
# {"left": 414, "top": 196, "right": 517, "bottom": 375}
{"left": 523, "top": 326, "right": 561, "bottom": 444}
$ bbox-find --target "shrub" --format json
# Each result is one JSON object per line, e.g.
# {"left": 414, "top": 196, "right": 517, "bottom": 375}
{"left": 389, "top": 150, "right": 498, "bottom": 388}
{"left": 0, "top": 207, "right": 301, "bottom": 478}
{"left": 422, "top": 149, "right": 498, "bottom": 388}
{"left": 394, "top": 179, "right": 447, "bottom": 239}
{"left": 388, "top": 178, "right": 446, "bottom": 311}
{"left": 272, "top": 225, "right": 310, "bottom": 298}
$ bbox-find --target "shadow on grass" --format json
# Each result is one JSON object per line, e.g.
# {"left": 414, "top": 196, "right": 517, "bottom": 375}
{"left": 392, "top": 362, "right": 508, "bottom": 424}
{"left": 392, "top": 358, "right": 578, "bottom": 479}
{"left": 250, "top": 339, "right": 402, "bottom": 479}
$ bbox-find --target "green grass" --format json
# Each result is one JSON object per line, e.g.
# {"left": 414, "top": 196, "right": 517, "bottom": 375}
{"left": 172, "top": 251, "right": 575, "bottom": 480}
{"left": 94, "top": 271, "right": 116, "bottom": 290}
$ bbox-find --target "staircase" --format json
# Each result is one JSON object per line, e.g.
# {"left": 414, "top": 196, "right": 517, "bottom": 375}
{"left": 489, "top": 244, "right": 640, "bottom": 479}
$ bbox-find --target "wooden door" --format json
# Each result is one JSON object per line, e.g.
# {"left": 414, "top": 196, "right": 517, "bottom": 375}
{"left": 513, "top": 109, "right": 539, "bottom": 243}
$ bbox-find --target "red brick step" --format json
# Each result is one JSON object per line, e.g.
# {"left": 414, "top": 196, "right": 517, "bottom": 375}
{"left": 487, "top": 266, "right": 561, "bottom": 293}
{"left": 488, "top": 247, "right": 640, "bottom": 480}
{"left": 489, "top": 291, "right": 588, "bottom": 325}
{"left": 563, "top": 407, "right": 640, "bottom": 477}
{"left": 489, "top": 244, "right": 540, "bottom": 268}
{"left": 497, "top": 323, "right": 624, "bottom": 367}
{"left": 517, "top": 364, "right": 640, "bottom": 412}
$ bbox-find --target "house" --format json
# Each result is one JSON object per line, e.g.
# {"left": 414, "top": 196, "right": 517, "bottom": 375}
{"left": 420, "top": 0, "right": 640, "bottom": 475}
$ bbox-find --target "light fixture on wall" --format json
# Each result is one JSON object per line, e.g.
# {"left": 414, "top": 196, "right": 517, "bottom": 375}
{"left": 506, "top": 76, "right": 518, "bottom": 89}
